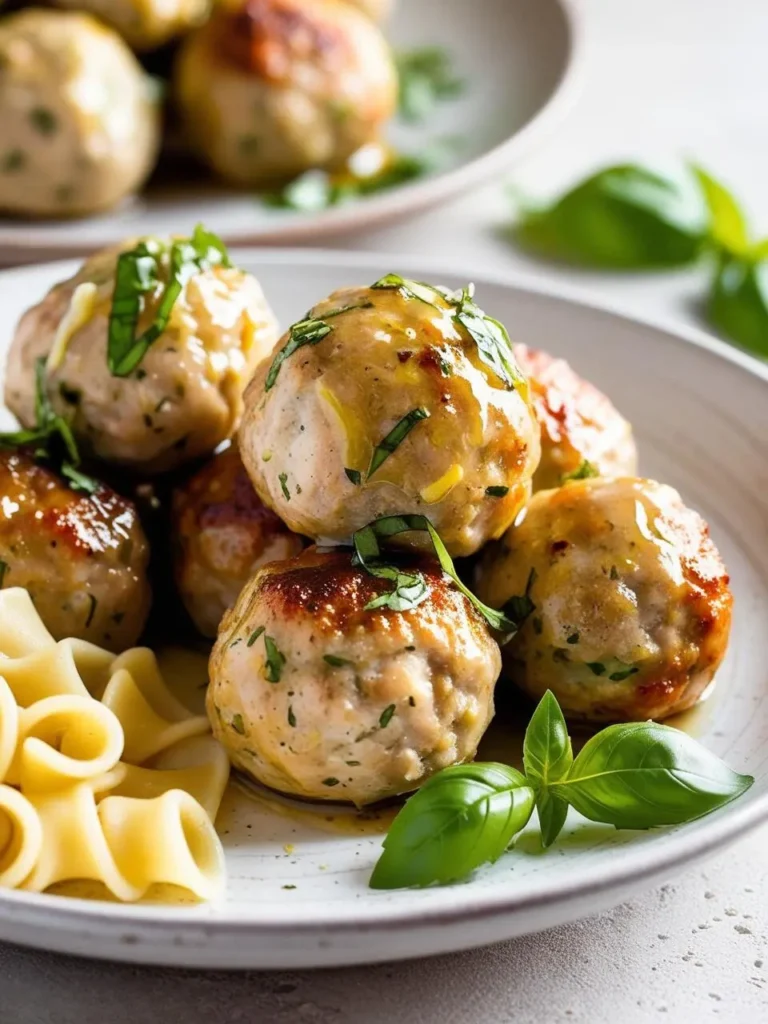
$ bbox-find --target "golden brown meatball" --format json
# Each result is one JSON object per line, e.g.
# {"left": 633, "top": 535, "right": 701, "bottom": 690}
{"left": 239, "top": 277, "right": 540, "bottom": 557}
{"left": 173, "top": 445, "right": 305, "bottom": 638}
{"left": 476, "top": 477, "right": 733, "bottom": 723}
{"left": 50, "top": 0, "right": 211, "bottom": 51}
{"left": 0, "top": 10, "right": 161, "bottom": 218}
{"left": 174, "top": 0, "right": 397, "bottom": 185}
{"left": 0, "top": 449, "right": 151, "bottom": 651}
{"left": 208, "top": 547, "right": 500, "bottom": 806}
{"left": 5, "top": 236, "right": 279, "bottom": 475}
{"left": 514, "top": 345, "right": 638, "bottom": 491}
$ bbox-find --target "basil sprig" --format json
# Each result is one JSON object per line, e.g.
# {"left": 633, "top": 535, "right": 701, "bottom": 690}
{"left": 370, "top": 690, "right": 754, "bottom": 889}
{"left": 370, "top": 764, "right": 535, "bottom": 889}
{"left": 352, "top": 515, "right": 520, "bottom": 636}
{"left": 0, "top": 358, "right": 99, "bottom": 494}
{"left": 707, "top": 256, "right": 768, "bottom": 359}
{"left": 107, "top": 225, "right": 232, "bottom": 377}
{"left": 396, "top": 47, "right": 464, "bottom": 124}
{"left": 513, "top": 164, "right": 707, "bottom": 269}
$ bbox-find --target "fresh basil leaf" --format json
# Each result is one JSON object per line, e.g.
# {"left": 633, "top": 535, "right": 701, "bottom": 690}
{"left": 352, "top": 515, "right": 520, "bottom": 637}
{"left": 396, "top": 47, "right": 464, "bottom": 123}
{"left": 707, "top": 255, "right": 768, "bottom": 358}
{"left": 691, "top": 165, "right": 749, "bottom": 256}
{"left": 265, "top": 318, "right": 333, "bottom": 391}
{"left": 108, "top": 226, "right": 232, "bottom": 377}
{"left": 371, "top": 273, "right": 444, "bottom": 309}
{"left": 369, "top": 763, "right": 535, "bottom": 889}
{"left": 368, "top": 407, "right": 430, "bottom": 476}
{"left": 561, "top": 460, "right": 599, "bottom": 483}
{"left": 514, "top": 164, "right": 706, "bottom": 269}
{"left": 345, "top": 468, "right": 362, "bottom": 486}
{"left": 550, "top": 721, "right": 754, "bottom": 830}
{"left": 522, "top": 691, "right": 573, "bottom": 847}
{"left": 60, "top": 461, "right": 100, "bottom": 495}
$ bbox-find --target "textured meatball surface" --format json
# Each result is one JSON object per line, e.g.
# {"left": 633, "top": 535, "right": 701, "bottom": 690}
{"left": 174, "top": 0, "right": 397, "bottom": 184}
{"left": 51, "top": 0, "right": 211, "bottom": 50}
{"left": 476, "top": 477, "right": 732, "bottom": 723}
{"left": 514, "top": 344, "right": 638, "bottom": 491}
{"left": 239, "top": 281, "right": 540, "bottom": 557}
{"left": 208, "top": 548, "right": 500, "bottom": 806}
{"left": 5, "top": 242, "right": 279, "bottom": 474}
{"left": 0, "top": 450, "right": 151, "bottom": 651}
{"left": 0, "top": 10, "right": 160, "bottom": 217}
{"left": 173, "top": 445, "right": 305, "bottom": 638}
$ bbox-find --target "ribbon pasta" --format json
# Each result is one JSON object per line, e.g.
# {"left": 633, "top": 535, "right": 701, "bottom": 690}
{"left": 0, "top": 589, "right": 230, "bottom": 904}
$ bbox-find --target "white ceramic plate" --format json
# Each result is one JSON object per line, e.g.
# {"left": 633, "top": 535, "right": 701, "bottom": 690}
{"left": 0, "top": 250, "right": 767, "bottom": 970}
{"left": 0, "top": 0, "right": 581, "bottom": 260}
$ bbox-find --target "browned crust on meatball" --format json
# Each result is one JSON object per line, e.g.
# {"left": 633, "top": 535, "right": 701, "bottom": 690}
{"left": 0, "top": 449, "right": 137, "bottom": 558}
{"left": 254, "top": 547, "right": 488, "bottom": 641}
{"left": 216, "top": 0, "right": 356, "bottom": 80}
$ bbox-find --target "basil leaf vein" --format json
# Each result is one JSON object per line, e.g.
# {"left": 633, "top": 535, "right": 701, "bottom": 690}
{"left": 522, "top": 691, "right": 573, "bottom": 847}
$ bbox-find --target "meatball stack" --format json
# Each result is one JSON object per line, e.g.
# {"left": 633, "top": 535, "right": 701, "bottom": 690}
{"left": 0, "top": 0, "right": 400, "bottom": 218}
{"left": 3, "top": 247, "right": 734, "bottom": 810}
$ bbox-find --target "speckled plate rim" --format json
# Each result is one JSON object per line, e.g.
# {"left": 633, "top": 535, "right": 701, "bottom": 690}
{"left": 0, "top": 249, "right": 767, "bottom": 967}
{"left": 0, "top": 0, "right": 584, "bottom": 256}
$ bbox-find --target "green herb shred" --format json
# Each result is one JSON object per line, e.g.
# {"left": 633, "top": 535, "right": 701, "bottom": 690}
{"left": 501, "top": 568, "right": 537, "bottom": 629}
{"left": 379, "top": 704, "right": 396, "bottom": 728}
{"left": 247, "top": 626, "right": 266, "bottom": 647}
{"left": 232, "top": 714, "right": 246, "bottom": 735}
{"left": 345, "top": 468, "right": 362, "bottom": 486}
{"left": 85, "top": 595, "right": 97, "bottom": 629}
{"left": 485, "top": 486, "right": 510, "bottom": 498}
{"left": 287, "top": 706, "right": 297, "bottom": 728}
{"left": 322, "top": 778, "right": 340, "bottom": 787}
{"left": 278, "top": 473, "right": 291, "bottom": 501}
{"left": 561, "top": 460, "right": 600, "bottom": 483}
{"left": 0, "top": 560, "right": 9, "bottom": 588}
{"left": 324, "top": 654, "right": 353, "bottom": 667}
{"left": 368, "top": 407, "right": 430, "bottom": 477}
{"left": 264, "top": 636, "right": 286, "bottom": 683}
{"left": 265, "top": 318, "right": 332, "bottom": 391}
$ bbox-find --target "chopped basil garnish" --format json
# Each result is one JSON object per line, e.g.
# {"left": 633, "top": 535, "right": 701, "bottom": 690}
{"left": 322, "top": 778, "right": 340, "bottom": 787}
{"left": 449, "top": 285, "right": 525, "bottom": 391}
{"left": 232, "top": 714, "right": 246, "bottom": 735}
{"left": 324, "top": 654, "right": 354, "bottom": 668}
{"left": 265, "top": 318, "right": 332, "bottom": 391}
{"left": 368, "top": 408, "right": 430, "bottom": 477}
{"left": 379, "top": 704, "right": 396, "bottom": 728}
{"left": 264, "top": 635, "right": 286, "bottom": 683}
{"left": 30, "top": 107, "right": 57, "bottom": 135}
{"left": 609, "top": 664, "right": 639, "bottom": 682}
{"left": 278, "top": 473, "right": 291, "bottom": 501}
{"left": 85, "top": 595, "right": 97, "bottom": 628}
{"left": 561, "top": 460, "right": 599, "bottom": 483}
{"left": 0, "top": 358, "right": 99, "bottom": 495}
{"left": 371, "top": 274, "right": 444, "bottom": 310}
{"left": 485, "top": 485, "right": 509, "bottom": 498}
{"left": 287, "top": 706, "right": 297, "bottom": 728}
{"left": 501, "top": 567, "right": 537, "bottom": 630}
{"left": 107, "top": 225, "right": 232, "bottom": 377}
{"left": 353, "top": 515, "right": 521, "bottom": 639}
{"left": 345, "top": 468, "right": 362, "bottom": 486}
{"left": 247, "top": 626, "right": 265, "bottom": 647}
{"left": 586, "top": 662, "right": 606, "bottom": 676}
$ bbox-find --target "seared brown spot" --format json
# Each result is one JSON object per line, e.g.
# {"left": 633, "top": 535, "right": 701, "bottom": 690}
{"left": 0, "top": 449, "right": 136, "bottom": 556}
{"left": 258, "top": 548, "right": 466, "bottom": 634}
{"left": 551, "top": 539, "right": 569, "bottom": 553}
{"left": 218, "top": 0, "right": 350, "bottom": 80}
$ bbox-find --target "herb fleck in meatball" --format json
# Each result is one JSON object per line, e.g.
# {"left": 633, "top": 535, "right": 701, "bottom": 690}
{"left": 239, "top": 277, "right": 540, "bottom": 557}
{"left": 173, "top": 445, "right": 305, "bottom": 638}
{"left": 5, "top": 235, "right": 279, "bottom": 475}
{"left": 174, "top": 0, "right": 397, "bottom": 185}
{"left": 476, "top": 477, "right": 733, "bottom": 723}
{"left": 514, "top": 344, "right": 638, "bottom": 491}
{"left": 208, "top": 547, "right": 500, "bottom": 806}
{"left": 0, "top": 10, "right": 160, "bottom": 218}
{"left": 0, "top": 450, "right": 151, "bottom": 651}
{"left": 50, "top": 0, "right": 211, "bottom": 51}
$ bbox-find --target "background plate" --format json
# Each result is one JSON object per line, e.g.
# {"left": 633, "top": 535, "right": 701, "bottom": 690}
{"left": 0, "top": 0, "right": 580, "bottom": 259}
{"left": 0, "top": 250, "right": 766, "bottom": 969}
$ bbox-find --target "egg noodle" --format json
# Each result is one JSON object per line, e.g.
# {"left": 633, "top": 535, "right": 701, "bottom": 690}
{"left": 0, "top": 588, "right": 228, "bottom": 902}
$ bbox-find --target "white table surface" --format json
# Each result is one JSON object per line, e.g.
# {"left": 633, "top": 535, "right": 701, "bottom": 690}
{"left": 2, "top": 0, "right": 768, "bottom": 1020}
